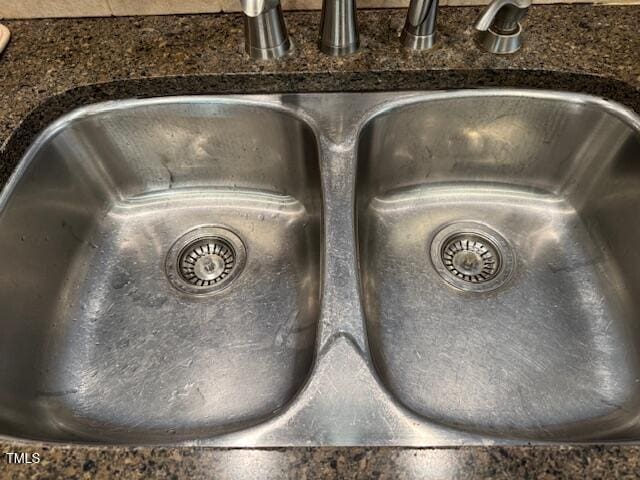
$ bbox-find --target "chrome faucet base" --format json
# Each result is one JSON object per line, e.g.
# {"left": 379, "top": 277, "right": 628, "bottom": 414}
{"left": 318, "top": 41, "right": 359, "bottom": 56}
{"left": 474, "top": 0, "right": 530, "bottom": 54}
{"left": 243, "top": 5, "right": 292, "bottom": 60}
{"left": 318, "top": 0, "right": 359, "bottom": 56}
{"left": 477, "top": 24, "right": 523, "bottom": 54}
{"left": 245, "top": 36, "right": 292, "bottom": 60}
{"left": 400, "top": 30, "right": 437, "bottom": 50}
{"left": 400, "top": 0, "right": 438, "bottom": 51}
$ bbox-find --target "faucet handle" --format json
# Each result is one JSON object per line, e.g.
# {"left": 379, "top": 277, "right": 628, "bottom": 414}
{"left": 475, "top": 0, "right": 530, "bottom": 31}
{"left": 474, "top": 0, "right": 531, "bottom": 54}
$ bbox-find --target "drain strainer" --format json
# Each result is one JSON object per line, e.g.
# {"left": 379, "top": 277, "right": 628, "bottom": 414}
{"left": 430, "top": 222, "right": 514, "bottom": 293}
{"left": 179, "top": 238, "right": 235, "bottom": 287}
{"left": 442, "top": 234, "right": 499, "bottom": 283}
{"left": 166, "top": 226, "right": 246, "bottom": 295}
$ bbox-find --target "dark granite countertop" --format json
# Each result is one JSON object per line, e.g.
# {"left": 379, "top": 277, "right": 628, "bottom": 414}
{"left": 0, "top": 5, "right": 639, "bottom": 183}
{"left": 0, "top": 5, "right": 639, "bottom": 478}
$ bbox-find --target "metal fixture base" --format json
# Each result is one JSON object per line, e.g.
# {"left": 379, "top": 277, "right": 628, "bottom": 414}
{"left": 400, "top": 30, "right": 437, "bottom": 50}
{"left": 244, "top": 6, "right": 293, "bottom": 60}
{"left": 246, "top": 37, "right": 293, "bottom": 60}
{"left": 318, "top": 0, "right": 359, "bottom": 57}
{"left": 477, "top": 24, "right": 523, "bottom": 54}
{"left": 318, "top": 40, "right": 359, "bottom": 56}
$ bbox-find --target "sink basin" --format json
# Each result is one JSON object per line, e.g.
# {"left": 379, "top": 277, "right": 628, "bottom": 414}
{"left": 2, "top": 90, "right": 640, "bottom": 445}
{"left": 0, "top": 99, "right": 322, "bottom": 443}
{"left": 357, "top": 92, "right": 640, "bottom": 440}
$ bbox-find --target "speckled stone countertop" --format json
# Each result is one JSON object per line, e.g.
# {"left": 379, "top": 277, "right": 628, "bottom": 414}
{"left": 0, "top": 5, "right": 639, "bottom": 182}
{"left": 0, "top": 5, "right": 640, "bottom": 478}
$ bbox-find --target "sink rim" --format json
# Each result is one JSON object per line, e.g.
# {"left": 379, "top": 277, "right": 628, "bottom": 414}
{"left": 2, "top": 89, "right": 640, "bottom": 446}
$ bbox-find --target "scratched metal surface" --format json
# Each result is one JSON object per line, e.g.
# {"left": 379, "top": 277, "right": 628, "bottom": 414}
{"left": 0, "top": 90, "right": 640, "bottom": 446}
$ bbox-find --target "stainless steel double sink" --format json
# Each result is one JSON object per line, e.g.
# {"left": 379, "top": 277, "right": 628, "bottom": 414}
{"left": 1, "top": 90, "right": 640, "bottom": 446}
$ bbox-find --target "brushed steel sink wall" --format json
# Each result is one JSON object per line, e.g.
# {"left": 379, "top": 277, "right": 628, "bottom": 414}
{"left": 1, "top": 91, "right": 640, "bottom": 446}
{"left": 0, "top": 99, "right": 323, "bottom": 444}
{"left": 356, "top": 94, "right": 640, "bottom": 441}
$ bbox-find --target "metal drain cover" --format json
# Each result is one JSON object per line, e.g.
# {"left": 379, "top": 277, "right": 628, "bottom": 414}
{"left": 430, "top": 222, "right": 514, "bottom": 293}
{"left": 166, "top": 226, "right": 246, "bottom": 295}
{"left": 442, "top": 234, "right": 499, "bottom": 283}
{"left": 179, "top": 238, "right": 236, "bottom": 287}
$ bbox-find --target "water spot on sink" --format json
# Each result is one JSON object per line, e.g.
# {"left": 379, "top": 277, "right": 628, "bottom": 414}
{"left": 111, "top": 271, "right": 130, "bottom": 290}
{"left": 147, "top": 294, "right": 168, "bottom": 308}
{"left": 181, "top": 359, "right": 194, "bottom": 368}
{"left": 275, "top": 309, "right": 305, "bottom": 349}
